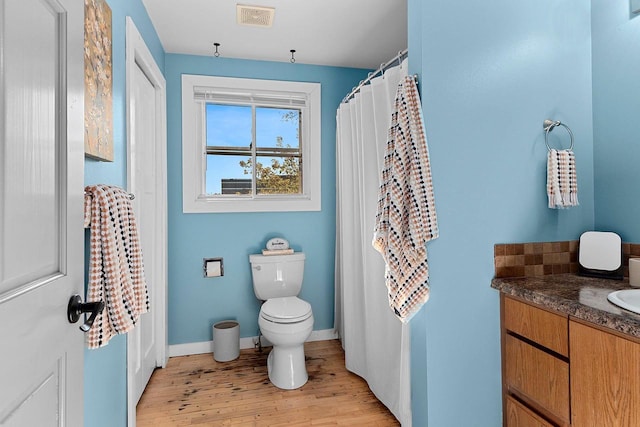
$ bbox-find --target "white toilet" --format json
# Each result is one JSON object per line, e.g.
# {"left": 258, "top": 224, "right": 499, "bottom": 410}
{"left": 249, "top": 252, "right": 314, "bottom": 390}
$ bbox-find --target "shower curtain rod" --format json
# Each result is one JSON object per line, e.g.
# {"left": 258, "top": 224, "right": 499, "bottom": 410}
{"left": 341, "top": 49, "right": 414, "bottom": 104}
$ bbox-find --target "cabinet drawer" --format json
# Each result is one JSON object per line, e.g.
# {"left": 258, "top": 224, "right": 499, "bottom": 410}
{"left": 505, "top": 334, "right": 570, "bottom": 423}
{"left": 505, "top": 396, "right": 553, "bottom": 427}
{"left": 504, "top": 296, "right": 568, "bottom": 356}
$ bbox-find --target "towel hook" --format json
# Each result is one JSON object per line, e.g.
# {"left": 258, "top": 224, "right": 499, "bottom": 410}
{"left": 543, "top": 119, "right": 574, "bottom": 151}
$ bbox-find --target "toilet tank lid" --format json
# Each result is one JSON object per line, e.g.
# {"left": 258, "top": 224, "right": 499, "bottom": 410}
{"left": 249, "top": 252, "right": 305, "bottom": 263}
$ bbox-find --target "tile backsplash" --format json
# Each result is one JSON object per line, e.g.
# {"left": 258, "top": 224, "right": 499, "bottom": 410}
{"left": 494, "top": 241, "right": 640, "bottom": 279}
{"left": 494, "top": 241, "right": 578, "bottom": 278}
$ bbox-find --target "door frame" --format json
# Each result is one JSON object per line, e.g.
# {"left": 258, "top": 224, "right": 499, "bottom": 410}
{"left": 125, "top": 16, "right": 168, "bottom": 427}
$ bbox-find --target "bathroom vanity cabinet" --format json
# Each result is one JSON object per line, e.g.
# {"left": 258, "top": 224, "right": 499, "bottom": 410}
{"left": 501, "top": 294, "right": 640, "bottom": 427}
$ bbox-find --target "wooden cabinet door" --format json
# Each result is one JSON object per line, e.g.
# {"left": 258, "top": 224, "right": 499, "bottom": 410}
{"left": 570, "top": 320, "right": 640, "bottom": 426}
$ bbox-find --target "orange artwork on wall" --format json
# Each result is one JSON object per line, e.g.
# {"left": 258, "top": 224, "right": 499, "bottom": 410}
{"left": 84, "top": 0, "right": 113, "bottom": 161}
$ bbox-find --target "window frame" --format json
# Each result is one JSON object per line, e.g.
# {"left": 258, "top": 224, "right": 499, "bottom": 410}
{"left": 182, "top": 75, "right": 321, "bottom": 213}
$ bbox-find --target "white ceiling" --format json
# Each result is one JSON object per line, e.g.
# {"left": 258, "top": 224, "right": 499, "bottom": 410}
{"left": 141, "top": 0, "right": 407, "bottom": 70}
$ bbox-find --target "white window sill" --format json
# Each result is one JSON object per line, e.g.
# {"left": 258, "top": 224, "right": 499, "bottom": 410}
{"left": 183, "top": 195, "right": 321, "bottom": 213}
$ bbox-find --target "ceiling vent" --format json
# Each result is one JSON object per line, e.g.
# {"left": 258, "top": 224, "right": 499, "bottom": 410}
{"left": 236, "top": 4, "right": 275, "bottom": 28}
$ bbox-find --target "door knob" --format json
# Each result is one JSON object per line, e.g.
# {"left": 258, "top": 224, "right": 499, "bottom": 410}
{"left": 67, "top": 295, "right": 105, "bottom": 332}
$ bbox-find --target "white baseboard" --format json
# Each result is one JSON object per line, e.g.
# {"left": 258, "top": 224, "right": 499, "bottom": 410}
{"left": 168, "top": 328, "right": 338, "bottom": 358}
{"left": 308, "top": 328, "right": 339, "bottom": 342}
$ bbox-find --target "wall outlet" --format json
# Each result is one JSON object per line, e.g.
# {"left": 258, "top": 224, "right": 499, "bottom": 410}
{"left": 203, "top": 258, "right": 224, "bottom": 277}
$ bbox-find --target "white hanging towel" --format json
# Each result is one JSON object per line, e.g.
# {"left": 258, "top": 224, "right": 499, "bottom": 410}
{"left": 372, "top": 76, "right": 439, "bottom": 323}
{"left": 547, "top": 149, "right": 578, "bottom": 209}
{"left": 84, "top": 184, "right": 150, "bottom": 348}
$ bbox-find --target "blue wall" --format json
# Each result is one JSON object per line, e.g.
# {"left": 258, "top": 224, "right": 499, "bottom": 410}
{"left": 408, "top": 1, "right": 594, "bottom": 425}
{"left": 592, "top": 0, "right": 640, "bottom": 241}
{"left": 164, "top": 54, "right": 368, "bottom": 344}
{"left": 83, "top": 1, "right": 164, "bottom": 426}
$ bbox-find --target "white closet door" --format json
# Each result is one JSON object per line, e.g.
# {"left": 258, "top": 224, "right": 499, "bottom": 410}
{"left": 128, "top": 60, "right": 159, "bottom": 405}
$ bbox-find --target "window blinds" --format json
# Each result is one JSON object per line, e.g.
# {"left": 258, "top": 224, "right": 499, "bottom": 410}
{"left": 193, "top": 86, "right": 307, "bottom": 108}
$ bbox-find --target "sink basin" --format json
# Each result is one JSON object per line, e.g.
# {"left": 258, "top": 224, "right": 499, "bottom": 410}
{"left": 607, "top": 289, "right": 640, "bottom": 315}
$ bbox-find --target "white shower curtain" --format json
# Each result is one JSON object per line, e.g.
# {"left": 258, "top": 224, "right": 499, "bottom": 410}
{"left": 335, "top": 59, "right": 412, "bottom": 426}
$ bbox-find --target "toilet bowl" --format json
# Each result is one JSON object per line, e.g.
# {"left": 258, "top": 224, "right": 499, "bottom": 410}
{"left": 249, "top": 253, "right": 314, "bottom": 389}
{"left": 259, "top": 296, "right": 314, "bottom": 389}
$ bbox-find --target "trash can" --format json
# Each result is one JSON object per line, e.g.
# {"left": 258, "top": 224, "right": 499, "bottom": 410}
{"left": 212, "top": 320, "right": 240, "bottom": 362}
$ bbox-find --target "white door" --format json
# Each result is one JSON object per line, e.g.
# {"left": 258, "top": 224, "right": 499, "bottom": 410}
{"left": 126, "top": 17, "right": 167, "bottom": 415}
{"left": 129, "top": 62, "right": 159, "bottom": 404}
{"left": 0, "top": 0, "right": 85, "bottom": 426}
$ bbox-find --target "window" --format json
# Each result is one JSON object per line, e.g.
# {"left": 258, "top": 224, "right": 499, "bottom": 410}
{"left": 206, "top": 104, "right": 301, "bottom": 196}
{"left": 182, "top": 75, "right": 321, "bottom": 213}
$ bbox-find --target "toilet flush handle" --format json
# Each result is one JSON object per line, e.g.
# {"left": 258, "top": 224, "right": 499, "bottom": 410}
{"left": 253, "top": 265, "right": 262, "bottom": 271}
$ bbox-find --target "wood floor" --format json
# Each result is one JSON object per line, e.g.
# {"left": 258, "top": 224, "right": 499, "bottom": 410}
{"left": 137, "top": 339, "right": 400, "bottom": 426}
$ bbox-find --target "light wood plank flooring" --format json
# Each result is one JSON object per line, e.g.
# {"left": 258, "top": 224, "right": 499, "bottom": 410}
{"left": 137, "top": 339, "right": 399, "bottom": 426}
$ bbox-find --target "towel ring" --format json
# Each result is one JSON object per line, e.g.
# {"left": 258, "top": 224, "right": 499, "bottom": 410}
{"left": 543, "top": 119, "right": 574, "bottom": 152}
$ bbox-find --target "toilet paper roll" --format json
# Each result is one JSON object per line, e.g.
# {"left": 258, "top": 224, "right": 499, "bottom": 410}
{"left": 630, "top": 258, "right": 640, "bottom": 287}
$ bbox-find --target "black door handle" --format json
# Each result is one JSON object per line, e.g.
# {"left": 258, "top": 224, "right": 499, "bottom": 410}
{"left": 67, "top": 295, "right": 105, "bottom": 332}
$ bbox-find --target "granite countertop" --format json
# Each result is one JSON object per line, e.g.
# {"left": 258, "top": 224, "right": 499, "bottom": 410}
{"left": 491, "top": 274, "right": 640, "bottom": 338}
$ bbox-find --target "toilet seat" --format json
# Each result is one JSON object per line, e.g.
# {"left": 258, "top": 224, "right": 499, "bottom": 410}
{"left": 261, "top": 296, "right": 312, "bottom": 324}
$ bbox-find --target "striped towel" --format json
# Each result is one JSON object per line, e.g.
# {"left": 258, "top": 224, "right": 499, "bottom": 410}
{"left": 84, "top": 185, "right": 150, "bottom": 348}
{"left": 547, "top": 149, "right": 578, "bottom": 209}
{"left": 372, "top": 76, "right": 439, "bottom": 323}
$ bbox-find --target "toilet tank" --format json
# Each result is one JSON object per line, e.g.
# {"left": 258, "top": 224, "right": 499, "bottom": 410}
{"left": 249, "top": 253, "right": 305, "bottom": 300}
